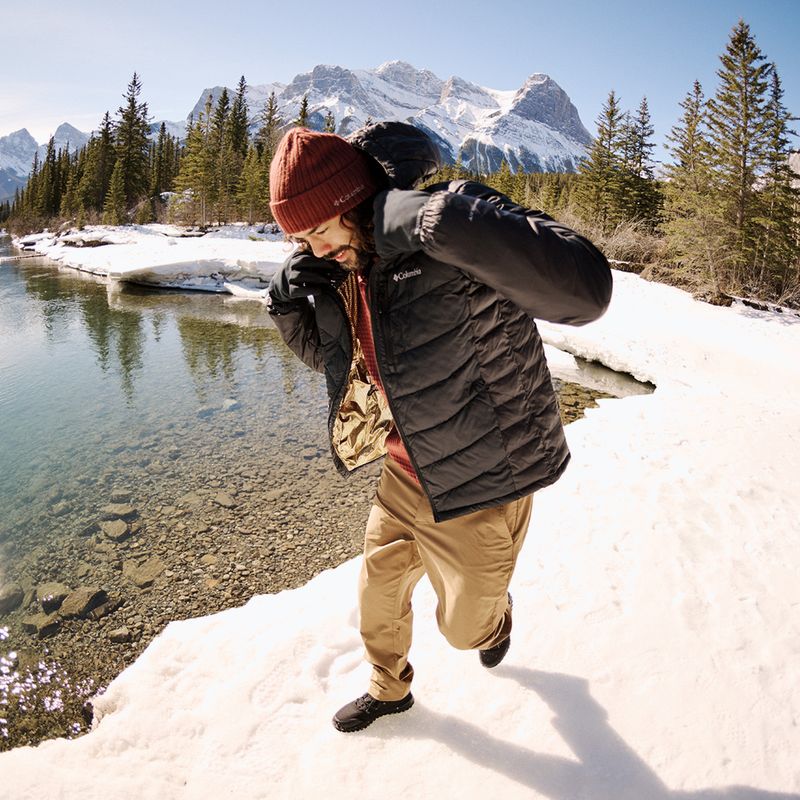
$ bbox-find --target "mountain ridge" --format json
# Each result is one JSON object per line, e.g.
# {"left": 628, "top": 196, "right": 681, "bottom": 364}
{"left": 1, "top": 61, "right": 592, "bottom": 203}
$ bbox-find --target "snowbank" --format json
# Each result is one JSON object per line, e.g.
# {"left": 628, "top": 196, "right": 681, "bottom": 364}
{"left": 15, "top": 224, "right": 292, "bottom": 298}
{"left": 2, "top": 267, "right": 800, "bottom": 799}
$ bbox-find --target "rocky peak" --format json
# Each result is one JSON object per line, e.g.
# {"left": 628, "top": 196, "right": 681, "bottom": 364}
{"left": 284, "top": 64, "right": 365, "bottom": 101}
{"left": 439, "top": 76, "right": 496, "bottom": 109}
{"left": 50, "top": 123, "right": 90, "bottom": 153}
{"left": 375, "top": 60, "right": 444, "bottom": 100}
{"left": 0, "top": 128, "right": 40, "bottom": 178}
{"left": 510, "top": 74, "right": 592, "bottom": 145}
{"left": 189, "top": 87, "right": 229, "bottom": 122}
{"left": 3, "top": 128, "right": 38, "bottom": 151}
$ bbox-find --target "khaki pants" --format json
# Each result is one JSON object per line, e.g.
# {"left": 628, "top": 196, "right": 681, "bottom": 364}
{"left": 359, "top": 457, "right": 533, "bottom": 700}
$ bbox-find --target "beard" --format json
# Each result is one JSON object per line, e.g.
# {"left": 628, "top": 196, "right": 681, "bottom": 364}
{"left": 329, "top": 244, "right": 372, "bottom": 272}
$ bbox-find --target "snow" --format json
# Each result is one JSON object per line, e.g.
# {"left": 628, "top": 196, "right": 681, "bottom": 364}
{"left": 14, "top": 224, "right": 291, "bottom": 298}
{"left": 1, "top": 255, "right": 800, "bottom": 798}
{"left": 483, "top": 87, "right": 518, "bottom": 116}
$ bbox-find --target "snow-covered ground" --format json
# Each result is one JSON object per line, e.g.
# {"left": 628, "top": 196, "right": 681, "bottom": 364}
{"left": 2, "top": 245, "right": 800, "bottom": 798}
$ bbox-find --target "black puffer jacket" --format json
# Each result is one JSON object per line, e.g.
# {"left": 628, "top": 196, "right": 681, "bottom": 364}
{"left": 269, "top": 122, "right": 612, "bottom": 522}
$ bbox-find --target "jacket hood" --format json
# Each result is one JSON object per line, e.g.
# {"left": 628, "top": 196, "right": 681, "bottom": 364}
{"left": 348, "top": 121, "right": 441, "bottom": 191}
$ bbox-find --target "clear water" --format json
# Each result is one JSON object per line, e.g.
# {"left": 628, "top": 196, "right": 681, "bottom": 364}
{"left": 0, "top": 239, "right": 330, "bottom": 563}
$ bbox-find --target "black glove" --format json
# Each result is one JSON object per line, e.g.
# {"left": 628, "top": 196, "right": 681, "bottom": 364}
{"left": 268, "top": 252, "right": 348, "bottom": 314}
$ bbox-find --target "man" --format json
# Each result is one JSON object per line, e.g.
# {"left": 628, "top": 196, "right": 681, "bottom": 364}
{"left": 267, "top": 122, "right": 612, "bottom": 732}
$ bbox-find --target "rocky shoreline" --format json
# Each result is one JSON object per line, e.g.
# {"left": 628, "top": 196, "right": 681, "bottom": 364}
{"left": 0, "top": 379, "right": 608, "bottom": 750}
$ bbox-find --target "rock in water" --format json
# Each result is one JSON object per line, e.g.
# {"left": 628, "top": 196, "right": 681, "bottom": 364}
{"left": 36, "top": 582, "right": 71, "bottom": 613}
{"left": 21, "top": 613, "right": 61, "bottom": 638}
{"left": 178, "top": 491, "right": 204, "bottom": 507}
{"left": 123, "top": 557, "right": 166, "bottom": 588}
{"left": 212, "top": 493, "right": 237, "bottom": 509}
{"left": 59, "top": 587, "right": 108, "bottom": 619}
{"left": 0, "top": 582, "right": 24, "bottom": 614}
{"left": 100, "top": 504, "right": 138, "bottom": 520}
{"left": 100, "top": 519, "right": 130, "bottom": 542}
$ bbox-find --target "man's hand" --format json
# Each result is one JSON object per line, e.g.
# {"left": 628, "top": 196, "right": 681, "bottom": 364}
{"left": 268, "top": 252, "right": 348, "bottom": 314}
{"left": 286, "top": 252, "right": 349, "bottom": 297}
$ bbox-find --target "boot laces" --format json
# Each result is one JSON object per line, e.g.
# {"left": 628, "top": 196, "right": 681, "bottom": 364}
{"left": 355, "top": 693, "right": 377, "bottom": 712}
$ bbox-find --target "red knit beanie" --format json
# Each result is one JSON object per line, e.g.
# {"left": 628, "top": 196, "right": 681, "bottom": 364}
{"left": 269, "top": 128, "right": 377, "bottom": 234}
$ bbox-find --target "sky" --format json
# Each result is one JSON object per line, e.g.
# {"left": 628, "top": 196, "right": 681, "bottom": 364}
{"left": 2, "top": 0, "right": 799, "bottom": 164}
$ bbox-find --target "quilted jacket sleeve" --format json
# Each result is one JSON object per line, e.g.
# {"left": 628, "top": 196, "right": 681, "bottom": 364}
{"left": 373, "top": 185, "right": 613, "bottom": 326}
{"left": 267, "top": 262, "right": 325, "bottom": 374}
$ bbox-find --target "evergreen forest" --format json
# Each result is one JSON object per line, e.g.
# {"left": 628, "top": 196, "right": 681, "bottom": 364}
{"left": 2, "top": 20, "right": 798, "bottom": 305}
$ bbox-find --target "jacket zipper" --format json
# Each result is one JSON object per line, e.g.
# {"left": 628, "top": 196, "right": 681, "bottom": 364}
{"left": 367, "top": 266, "right": 441, "bottom": 521}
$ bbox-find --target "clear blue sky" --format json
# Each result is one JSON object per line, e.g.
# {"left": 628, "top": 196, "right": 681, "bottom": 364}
{"left": 3, "top": 0, "right": 798, "bottom": 164}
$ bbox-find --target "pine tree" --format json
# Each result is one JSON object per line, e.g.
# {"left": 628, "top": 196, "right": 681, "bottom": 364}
{"left": 152, "top": 128, "right": 180, "bottom": 196}
{"left": 324, "top": 110, "right": 336, "bottom": 133}
{"left": 705, "top": 19, "right": 772, "bottom": 286}
{"left": 662, "top": 81, "right": 726, "bottom": 290}
{"left": 114, "top": 73, "right": 152, "bottom": 207}
{"left": 256, "top": 92, "right": 282, "bottom": 158}
{"left": 295, "top": 95, "right": 310, "bottom": 127}
{"left": 103, "top": 160, "right": 127, "bottom": 224}
{"left": 494, "top": 159, "right": 515, "bottom": 198}
{"left": 254, "top": 91, "right": 283, "bottom": 219}
{"left": 150, "top": 122, "right": 167, "bottom": 196}
{"left": 753, "top": 67, "right": 800, "bottom": 297}
{"left": 229, "top": 76, "right": 250, "bottom": 160}
{"left": 135, "top": 198, "right": 155, "bottom": 224}
{"left": 576, "top": 90, "right": 625, "bottom": 232}
{"left": 525, "top": 173, "right": 576, "bottom": 215}
{"left": 35, "top": 137, "right": 58, "bottom": 217}
{"left": 173, "top": 98, "right": 215, "bottom": 225}
{"left": 619, "top": 98, "right": 662, "bottom": 228}
{"left": 59, "top": 153, "right": 82, "bottom": 220}
{"left": 28, "top": 150, "right": 41, "bottom": 215}
{"left": 238, "top": 144, "right": 270, "bottom": 224}
{"left": 209, "top": 88, "right": 239, "bottom": 223}
{"left": 78, "top": 112, "right": 116, "bottom": 213}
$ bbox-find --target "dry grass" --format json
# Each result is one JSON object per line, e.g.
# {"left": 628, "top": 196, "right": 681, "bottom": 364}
{"left": 555, "top": 209, "right": 666, "bottom": 270}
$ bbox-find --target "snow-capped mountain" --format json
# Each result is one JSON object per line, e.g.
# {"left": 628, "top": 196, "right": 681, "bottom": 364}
{"left": 0, "top": 124, "right": 91, "bottom": 203}
{"left": 44, "top": 122, "right": 91, "bottom": 159}
{"left": 1, "top": 61, "right": 593, "bottom": 204}
{"left": 0, "top": 129, "right": 39, "bottom": 203}
{"left": 0, "top": 121, "right": 182, "bottom": 203}
{"left": 193, "top": 61, "right": 592, "bottom": 174}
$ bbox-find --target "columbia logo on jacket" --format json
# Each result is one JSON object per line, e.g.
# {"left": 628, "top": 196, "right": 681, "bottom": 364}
{"left": 393, "top": 268, "right": 422, "bottom": 283}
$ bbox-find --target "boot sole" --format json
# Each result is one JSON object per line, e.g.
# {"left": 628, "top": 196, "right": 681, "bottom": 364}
{"left": 332, "top": 694, "right": 414, "bottom": 733}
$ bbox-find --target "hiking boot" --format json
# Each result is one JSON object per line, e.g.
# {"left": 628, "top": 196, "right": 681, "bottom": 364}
{"left": 480, "top": 593, "right": 512, "bottom": 669}
{"left": 479, "top": 635, "right": 511, "bottom": 668}
{"left": 332, "top": 692, "right": 414, "bottom": 733}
